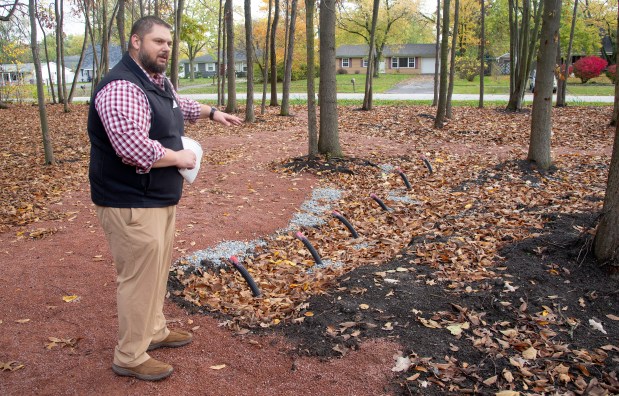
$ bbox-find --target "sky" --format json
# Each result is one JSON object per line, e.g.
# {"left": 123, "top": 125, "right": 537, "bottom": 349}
{"left": 61, "top": 0, "right": 437, "bottom": 36}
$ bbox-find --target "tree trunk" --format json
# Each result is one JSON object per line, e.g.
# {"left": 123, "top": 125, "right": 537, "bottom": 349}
{"left": 244, "top": 0, "right": 255, "bottom": 122}
{"left": 225, "top": 0, "right": 237, "bottom": 113}
{"left": 305, "top": 0, "right": 318, "bottom": 157}
{"left": 528, "top": 0, "right": 561, "bottom": 169}
{"left": 611, "top": 9, "right": 618, "bottom": 126}
{"left": 435, "top": 0, "right": 450, "bottom": 128}
{"left": 36, "top": 14, "right": 56, "bottom": 104}
{"left": 432, "top": 0, "right": 441, "bottom": 107}
{"left": 594, "top": 120, "right": 619, "bottom": 269}
{"left": 67, "top": 16, "right": 89, "bottom": 102}
{"left": 117, "top": 0, "right": 126, "bottom": 51}
{"left": 478, "top": 0, "right": 485, "bottom": 108}
{"left": 446, "top": 0, "right": 459, "bottom": 118}
{"left": 29, "top": 0, "right": 54, "bottom": 165}
{"left": 217, "top": 0, "right": 224, "bottom": 106}
{"left": 260, "top": 0, "right": 272, "bottom": 114}
{"left": 55, "top": 0, "right": 65, "bottom": 105}
{"left": 280, "top": 0, "right": 298, "bottom": 116}
{"left": 170, "top": 0, "right": 184, "bottom": 89}
{"left": 557, "top": 0, "right": 577, "bottom": 107}
{"left": 362, "top": 0, "right": 380, "bottom": 111}
{"left": 269, "top": 0, "right": 280, "bottom": 106}
{"left": 318, "top": 0, "right": 342, "bottom": 156}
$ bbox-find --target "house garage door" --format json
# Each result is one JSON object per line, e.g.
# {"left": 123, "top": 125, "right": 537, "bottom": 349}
{"left": 420, "top": 58, "right": 435, "bottom": 74}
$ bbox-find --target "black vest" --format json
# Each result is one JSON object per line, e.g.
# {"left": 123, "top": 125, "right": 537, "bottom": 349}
{"left": 88, "top": 53, "right": 185, "bottom": 208}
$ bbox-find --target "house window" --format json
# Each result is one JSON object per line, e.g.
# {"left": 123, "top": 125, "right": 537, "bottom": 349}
{"left": 207, "top": 63, "right": 215, "bottom": 72}
{"left": 391, "top": 57, "right": 416, "bottom": 68}
{"left": 362, "top": 58, "right": 368, "bottom": 67}
{"left": 193, "top": 64, "right": 199, "bottom": 72}
{"left": 342, "top": 58, "right": 350, "bottom": 68}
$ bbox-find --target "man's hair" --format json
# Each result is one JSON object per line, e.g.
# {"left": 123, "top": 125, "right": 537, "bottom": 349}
{"left": 128, "top": 16, "right": 172, "bottom": 47}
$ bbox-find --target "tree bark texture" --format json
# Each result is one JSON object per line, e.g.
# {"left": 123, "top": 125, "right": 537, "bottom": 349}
{"left": 244, "top": 0, "right": 255, "bottom": 122}
{"left": 446, "top": 0, "right": 459, "bottom": 118}
{"left": 225, "top": 0, "right": 237, "bottom": 113}
{"left": 170, "top": 0, "right": 184, "bottom": 89}
{"left": 269, "top": 0, "right": 280, "bottom": 106}
{"left": 479, "top": 0, "right": 485, "bottom": 108}
{"left": 528, "top": 0, "right": 561, "bottom": 169}
{"left": 318, "top": 0, "right": 342, "bottom": 156}
{"left": 305, "top": 0, "right": 318, "bottom": 157}
{"left": 362, "top": 0, "right": 380, "bottom": 111}
{"left": 435, "top": 0, "right": 450, "bottom": 128}
{"left": 281, "top": 0, "right": 298, "bottom": 116}
{"left": 432, "top": 0, "right": 441, "bottom": 107}
{"left": 260, "top": 0, "right": 272, "bottom": 114}
{"left": 594, "top": 121, "right": 619, "bottom": 269}
{"left": 29, "top": 0, "right": 54, "bottom": 165}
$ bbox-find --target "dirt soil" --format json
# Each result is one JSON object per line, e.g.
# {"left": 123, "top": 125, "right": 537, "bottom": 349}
{"left": 0, "top": 104, "right": 618, "bottom": 396}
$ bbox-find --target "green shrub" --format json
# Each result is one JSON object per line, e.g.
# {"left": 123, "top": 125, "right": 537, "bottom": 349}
{"left": 455, "top": 57, "right": 479, "bottom": 81}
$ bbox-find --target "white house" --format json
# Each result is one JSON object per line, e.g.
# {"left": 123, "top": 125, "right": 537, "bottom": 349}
{"left": 0, "top": 62, "right": 75, "bottom": 85}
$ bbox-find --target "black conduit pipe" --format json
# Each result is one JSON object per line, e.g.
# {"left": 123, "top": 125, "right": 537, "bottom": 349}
{"left": 370, "top": 193, "right": 391, "bottom": 211}
{"left": 421, "top": 155, "right": 434, "bottom": 175}
{"left": 332, "top": 211, "right": 359, "bottom": 238}
{"left": 295, "top": 232, "right": 324, "bottom": 266}
{"left": 229, "top": 256, "right": 261, "bottom": 297}
{"left": 396, "top": 168, "right": 412, "bottom": 190}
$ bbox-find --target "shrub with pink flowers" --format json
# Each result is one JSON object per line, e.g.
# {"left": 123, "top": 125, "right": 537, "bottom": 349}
{"left": 606, "top": 64, "right": 617, "bottom": 84}
{"left": 573, "top": 56, "right": 608, "bottom": 83}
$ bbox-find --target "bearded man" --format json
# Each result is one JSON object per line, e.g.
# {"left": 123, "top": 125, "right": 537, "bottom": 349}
{"left": 87, "top": 16, "right": 241, "bottom": 381}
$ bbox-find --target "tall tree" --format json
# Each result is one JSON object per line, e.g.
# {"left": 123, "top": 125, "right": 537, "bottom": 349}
{"left": 305, "top": 0, "right": 317, "bottom": 157}
{"left": 244, "top": 0, "right": 255, "bottom": 121}
{"left": 594, "top": 106, "right": 619, "bottom": 269}
{"left": 217, "top": 0, "right": 224, "bottom": 105}
{"left": 506, "top": 0, "right": 543, "bottom": 111}
{"left": 29, "top": 0, "right": 53, "bottom": 164}
{"left": 556, "top": 0, "right": 577, "bottom": 107}
{"left": 432, "top": 0, "right": 440, "bottom": 106}
{"left": 180, "top": 16, "right": 209, "bottom": 81}
{"left": 170, "top": 0, "right": 185, "bottom": 89}
{"left": 55, "top": 0, "right": 67, "bottom": 108}
{"left": 117, "top": 0, "right": 126, "bottom": 51}
{"left": 446, "top": 0, "right": 459, "bottom": 119}
{"left": 280, "top": 0, "right": 297, "bottom": 116}
{"left": 478, "top": 0, "right": 485, "bottom": 108}
{"left": 528, "top": 0, "right": 562, "bottom": 169}
{"left": 435, "top": 0, "right": 451, "bottom": 128}
{"left": 269, "top": 0, "right": 280, "bottom": 105}
{"left": 612, "top": 10, "right": 619, "bottom": 126}
{"left": 362, "top": 0, "right": 380, "bottom": 111}
{"left": 67, "top": 4, "right": 89, "bottom": 103}
{"left": 260, "top": 0, "right": 272, "bottom": 114}
{"left": 318, "top": 0, "right": 342, "bottom": 156}
{"left": 593, "top": 0, "right": 619, "bottom": 265}
{"left": 35, "top": 6, "right": 56, "bottom": 103}
{"left": 337, "top": 0, "right": 414, "bottom": 79}
{"left": 225, "top": 0, "right": 237, "bottom": 112}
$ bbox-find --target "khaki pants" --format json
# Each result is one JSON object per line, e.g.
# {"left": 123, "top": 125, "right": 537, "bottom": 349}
{"left": 96, "top": 206, "right": 176, "bottom": 367}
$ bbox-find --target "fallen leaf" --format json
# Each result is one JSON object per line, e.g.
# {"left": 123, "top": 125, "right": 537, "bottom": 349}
{"left": 15, "top": 319, "right": 30, "bottom": 324}
{"left": 495, "top": 391, "right": 520, "bottom": 396}
{"left": 606, "top": 314, "right": 619, "bottom": 321}
{"left": 0, "top": 361, "right": 24, "bottom": 372}
{"left": 483, "top": 375, "right": 497, "bottom": 385}
{"left": 522, "top": 346, "right": 538, "bottom": 360}
{"left": 392, "top": 355, "right": 411, "bottom": 372}
{"left": 209, "top": 364, "right": 226, "bottom": 370}
{"left": 62, "top": 295, "right": 79, "bottom": 303}
{"left": 588, "top": 318, "right": 607, "bottom": 334}
{"left": 359, "top": 304, "right": 369, "bottom": 310}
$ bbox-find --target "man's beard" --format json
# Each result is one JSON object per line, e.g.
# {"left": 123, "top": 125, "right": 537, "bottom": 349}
{"left": 139, "top": 50, "right": 167, "bottom": 74}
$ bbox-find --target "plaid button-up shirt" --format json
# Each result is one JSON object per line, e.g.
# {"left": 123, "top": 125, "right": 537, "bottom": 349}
{"left": 95, "top": 62, "right": 201, "bottom": 174}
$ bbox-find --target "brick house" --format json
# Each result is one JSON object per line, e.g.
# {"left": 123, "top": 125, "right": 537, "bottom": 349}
{"left": 335, "top": 44, "right": 437, "bottom": 75}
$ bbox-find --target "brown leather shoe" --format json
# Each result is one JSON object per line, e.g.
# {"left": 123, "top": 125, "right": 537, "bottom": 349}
{"left": 112, "top": 358, "right": 173, "bottom": 381}
{"left": 147, "top": 329, "right": 193, "bottom": 351}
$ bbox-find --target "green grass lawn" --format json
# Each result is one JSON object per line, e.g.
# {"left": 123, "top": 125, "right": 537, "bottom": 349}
{"left": 453, "top": 74, "right": 615, "bottom": 96}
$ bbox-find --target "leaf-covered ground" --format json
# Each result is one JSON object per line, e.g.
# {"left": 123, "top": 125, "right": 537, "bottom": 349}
{"left": 0, "top": 104, "right": 617, "bottom": 395}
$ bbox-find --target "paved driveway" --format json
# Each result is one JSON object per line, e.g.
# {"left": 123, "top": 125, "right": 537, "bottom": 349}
{"left": 386, "top": 75, "right": 435, "bottom": 94}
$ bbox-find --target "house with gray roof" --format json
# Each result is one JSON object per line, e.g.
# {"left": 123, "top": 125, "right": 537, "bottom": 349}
{"left": 336, "top": 44, "right": 437, "bottom": 75}
{"left": 65, "top": 45, "right": 124, "bottom": 82}
{"left": 180, "top": 50, "right": 249, "bottom": 79}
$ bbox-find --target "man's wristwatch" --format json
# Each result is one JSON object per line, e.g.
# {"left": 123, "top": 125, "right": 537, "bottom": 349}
{"left": 209, "top": 106, "right": 218, "bottom": 120}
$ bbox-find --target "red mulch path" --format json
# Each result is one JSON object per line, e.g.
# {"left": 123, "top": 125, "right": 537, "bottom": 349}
{"left": 0, "top": 104, "right": 403, "bottom": 395}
